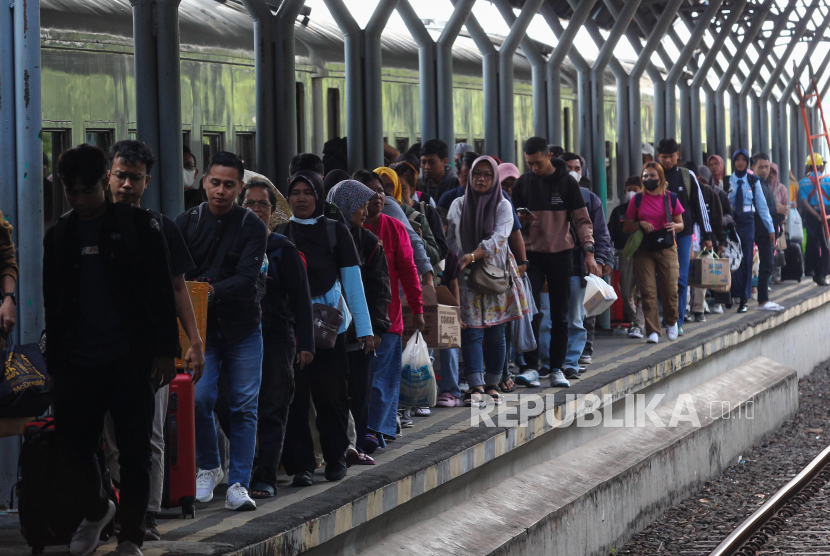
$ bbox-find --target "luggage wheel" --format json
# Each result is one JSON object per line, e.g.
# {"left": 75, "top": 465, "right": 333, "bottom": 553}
{"left": 182, "top": 504, "right": 196, "bottom": 519}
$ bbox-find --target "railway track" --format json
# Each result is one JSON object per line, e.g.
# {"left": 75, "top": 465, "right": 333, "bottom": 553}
{"left": 707, "top": 443, "right": 830, "bottom": 556}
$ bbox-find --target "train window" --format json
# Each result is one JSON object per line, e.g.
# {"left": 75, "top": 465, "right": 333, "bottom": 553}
{"left": 563, "top": 108, "right": 571, "bottom": 152}
{"left": 455, "top": 138, "right": 467, "bottom": 145}
{"left": 237, "top": 133, "right": 257, "bottom": 172}
{"left": 296, "top": 82, "right": 306, "bottom": 151}
{"left": 43, "top": 129, "right": 70, "bottom": 225}
{"left": 327, "top": 88, "right": 340, "bottom": 140}
{"left": 474, "top": 139, "right": 484, "bottom": 154}
{"left": 128, "top": 130, "right": 136, "bottom": 141}
{"left": 202, "top": 132, "right": 224, "bottom": 168}
{"left": 396, "top": 137, "right": 409, "bottom": 153}
{"left": 85, "top": 129, "right": 113, "bottom": 152}
{"left": 183, "top": 131, "right": 191, "bottom": 150}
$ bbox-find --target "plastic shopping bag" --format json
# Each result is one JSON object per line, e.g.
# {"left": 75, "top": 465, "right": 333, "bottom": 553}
{"left": 583, "top": 274, "right": 618, "bottom": 318}
{"left": 512, "top": 274, "right": 537, "bottom": 353}
{"left": 399, "top": 331, "right": 437, "bottom": 408}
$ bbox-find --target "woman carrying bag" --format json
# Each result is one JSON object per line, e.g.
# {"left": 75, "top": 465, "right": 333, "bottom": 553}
{"left": 447, "top": 156, "right": 528, "bottom": 407}
{"left": 623, "top": 162, "right": 685, "bottom": 344}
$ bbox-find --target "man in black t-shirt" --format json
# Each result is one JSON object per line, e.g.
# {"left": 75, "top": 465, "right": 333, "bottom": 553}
{"left": 104, "top": 140, "right": 205, "bottom": 540}
{"left": 44, "top": 145, "right": 179, "bottom": 556}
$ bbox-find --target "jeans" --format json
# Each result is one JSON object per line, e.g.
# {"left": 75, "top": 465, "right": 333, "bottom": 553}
{"left": 367, "top": 333, "right": 403, "bottom": 440}
{"left": 676, "top": 234, "right": 693, "bottom": 323}
{"left": 525, "top": 250, "right": 572, "bottom": 371}
{"left": 755, "top": 231, "right": 774, "bottom": 304}
{"left": 461, "top": 324, "right": 506, "bottom": 388}
{"left": 195, "top": 325, "right": 263, "bottom": 488}
{"left": 438, "top": 348, "right": 461, "bottom": 398}
{"left": 54, "top": 351, "right": 154, "bottom": 547}
{"left": 731, "top": 214, "right": 755, "bottom": 301}
{"left": 564, "top": 276, "right": 587, "bottom": 371}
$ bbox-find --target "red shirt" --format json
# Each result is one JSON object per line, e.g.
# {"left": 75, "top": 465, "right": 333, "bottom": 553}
{"left": 364, "top": 213, "right": 423, "bottom": 335}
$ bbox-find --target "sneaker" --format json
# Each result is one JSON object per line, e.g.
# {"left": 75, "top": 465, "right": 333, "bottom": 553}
{"left": 514, "top": 370, "right": 541, "bottom": 387}
{"left": 399, "top": 408, "right": 413, "bottom": 428}
{"left": 435, "top": 393, "right": 461, "bottom": 407}
{"left": 413, "top": 407, "right": 431, "bottom": 417}
{"left": 196, "top": 467, "right": 224, "bottom": 503}
{"left": 578, "top": 355, "right": 592, "bottom": 365}
{"left": 647, "top": 333, "right": 659, "bottom": 344}
{"left": 667, "top": 323, "right": 678, "bottom": 340}
{"left": 563, "top": 367, "right": 580, "bottom": 379}
{"left": 225, "top": 483, "right": 256, "bottom": 511}
{"left": 113, "top": 541, "right": 143, "bottom": 556}
{"left": 70, "top": 500, "right": 116, "bottom": 556}
{"left": 143, "top": 512, "right": 160, "bottom": 541}
{"left": 712, "top": 304, "right": 724, "bottom": 314}
{"left": 678, "top": 324, "right": 684, "bottom": 336}
{"left": 693, "top": 312, "right": 706, "bottom": 322}
{"left": 549, "top": 370, "right": 570, "bottom": 388}
{"left": 758, "top": 301, "right": 784, "bottom": 311}
{"left": 628, "top": 326, "right": 644, "bottom": 339}
{"left": 737, "top": 303, "right": 748, "bottom": 313}
{"left": 684, "top": 313, "right": 694, "bottom": 322}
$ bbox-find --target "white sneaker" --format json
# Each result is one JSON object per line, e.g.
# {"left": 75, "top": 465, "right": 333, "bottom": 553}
{"left": 647, "top": 332, "right": 659, "bottom": 344}
{"left": 113, "top": 541, "right": 143, "bottom": 556}
{"left": 667, "top": 323, "right": 678, "bottom": 341}
{"left": 712, "top": 304, "right": 724, "bottom": 314}
{"left": 759, "top": 301, "right": 784, "bottom": 311}
{"left": 628, "top": 326, "right": 644, "bottom": 339}
{"left": 549, "top": 370, "right": 570, "bottom": 388}
{"left": 196, "top": 467, "right": 224, "bottom": 503}
{"left": 69, "top": 500, "right": 116, "bottom": 556}
{"left": 225, "top": 482, "right": 257, "bottom": 511}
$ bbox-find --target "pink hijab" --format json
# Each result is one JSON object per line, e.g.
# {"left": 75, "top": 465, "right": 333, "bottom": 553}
{"left": 707, "top": 155, "right": 725, "bottom": 187}
{"left": 770, "top": 162, "right": 788, "bottom": 207}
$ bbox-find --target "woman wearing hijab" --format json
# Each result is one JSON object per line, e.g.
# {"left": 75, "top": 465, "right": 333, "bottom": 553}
{"left": 327, "top": 180, "right": 392, "bottom": 464}
{"left": 387, "top": 163, "right": 450, "bottom": 263}
{"left": 707, "top": 155, "right": 726, "bottom": 189}
{"left": 323, "top": 169, "right": 350, "bottom": 196}
{"left": 769, "top": 163, "right": 789, "bottom": 284}
{"left": 447, "top": 156, "right": 528, "bottom": 407}
{"left": 360, "top": 173, "right": 425, "bottom": 452}
{"left": 279, "top": 170, "right": 375, "bottom": 487}
{"left": 726, "top": 150, "right": 775, "bottom": 313}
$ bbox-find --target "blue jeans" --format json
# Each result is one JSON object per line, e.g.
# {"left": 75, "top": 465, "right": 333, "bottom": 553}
{"left": 461, "top": 324, "right": 506, "bottom": 388}
{"left": 564, "top": 276, "right": 587, "bottom": 371}
{"left": 676, "top": 234, "right": 693, "bottom": 323}
{"left": 195, "top": 325, "right": 263, "bottom": 488}
{"left": 539, "top": 293, "right": 552, "bottom": 370}
{"left": 367, "top": 333, "right": 403, "bottom": 440}
{"left": 438, "top": 348, "right": 461, "bottom": 398}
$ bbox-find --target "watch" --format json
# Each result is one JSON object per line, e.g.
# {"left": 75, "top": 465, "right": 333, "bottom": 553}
{"left": 584, "top": 245, "right": 596, "bottom": 254}
{"left": 3, "top": 292, "right": 15, "bottom": 304}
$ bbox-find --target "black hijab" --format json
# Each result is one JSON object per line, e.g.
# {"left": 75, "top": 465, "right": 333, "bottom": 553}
{"left": 288, "top": 170, "right": 326, "bottom": 219}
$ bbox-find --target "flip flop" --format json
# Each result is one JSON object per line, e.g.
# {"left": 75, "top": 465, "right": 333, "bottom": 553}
{"left": 250, "top": 482, "right": 276, "bottom": 499}
{"left": 499, "top": 378, "right": 516, "bottom": 393}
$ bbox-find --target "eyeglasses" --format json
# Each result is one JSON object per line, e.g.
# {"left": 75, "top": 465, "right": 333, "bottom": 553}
{"left": 111, "top": 171, "right": 147, "bottom": 184}
{"left": 472, "top": 171, "right": 494, "bottom": 181}
{"left": 243, "top": 200, "right": 272, "bottom": 209}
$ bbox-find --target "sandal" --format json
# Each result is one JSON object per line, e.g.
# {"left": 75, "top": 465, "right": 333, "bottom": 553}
{"left": 463, "top": 387, "right": 486, "bottom": 407}
{"left": 485, "top": 385, "right": 504, "bottom": 405}
{"left": 250, "top": 481, "right": 276, "bottom": 499}
{"left": 499, "top": 378, "right": 515, "bottom": 393}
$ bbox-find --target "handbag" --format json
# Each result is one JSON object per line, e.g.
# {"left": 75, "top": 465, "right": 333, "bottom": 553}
{"left": 468, "top": 259, "right": 509, "bottom": 295}
{"left": 312, "top": 296, "right": 343, "bottom": 350}
{"left": 0, "top": 335, "right": 51, "bottom": 418}
{"left": 644, "top": 193, "right": 675, "bottom": 251}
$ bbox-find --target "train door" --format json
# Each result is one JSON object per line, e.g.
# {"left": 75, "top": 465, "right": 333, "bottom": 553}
{"left": 202, "top": 131, "right": 224, "bottom": 168}
{"left": 85, "top": 129, "right": 114, "bottom": 152}
{"left": 42, "top": 129, "right": 71, "bottom": 226}
{"left": 236, "top": 131, "right": 257, "bottom": 172}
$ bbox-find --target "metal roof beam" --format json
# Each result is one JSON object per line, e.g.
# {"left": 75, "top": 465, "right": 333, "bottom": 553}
{"left": 436, "top": 0, "right": 476, "bottom": 149}
{"left": 460, "top": 6, "right": 500, "bottom": 158}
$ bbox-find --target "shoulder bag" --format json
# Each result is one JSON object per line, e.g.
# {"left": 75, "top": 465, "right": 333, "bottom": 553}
{"left": 468, "top": 258, "right": 509, "bottom": 295}
{"left": 643, "top": 193, "right": 675, "bottom": 251}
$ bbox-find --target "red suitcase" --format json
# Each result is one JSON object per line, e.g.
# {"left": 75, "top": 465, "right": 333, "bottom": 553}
{"left": 162, "top": 373, "right": 197, "bottom": 518}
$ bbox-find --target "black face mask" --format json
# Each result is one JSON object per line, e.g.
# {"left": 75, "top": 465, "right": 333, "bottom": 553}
{"left": 643, "top": 178, "right": 660, "bottom": 191}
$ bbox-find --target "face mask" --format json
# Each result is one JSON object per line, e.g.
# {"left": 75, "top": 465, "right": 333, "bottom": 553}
{"left": 626, "top": 190, "right": 638, "bottom": 201}
{"left": 183, "top": 168, "right": 197, "bottom": 188}
{"left": 569, "top": 170, "right": 582, "bottom": 182}
{"left": 643, "top": 179, "right": 660, "bottom": 191}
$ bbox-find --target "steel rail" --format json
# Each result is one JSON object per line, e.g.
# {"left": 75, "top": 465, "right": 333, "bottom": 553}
{"left": 709, "top": 442, "right": 830, "bottom": 556}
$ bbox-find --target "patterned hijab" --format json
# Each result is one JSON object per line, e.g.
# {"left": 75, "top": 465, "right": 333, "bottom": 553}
{"left": 374, "top": 166, "right": 402, "bottom": 203}
{"left": 326, "top": 179, "right": 376, "bottom": 224}
{"left": 459, "top": 156, "right": 502, "bottom": 254}
{"left": 707, "top": 154, "right": 725, "bottom": 187}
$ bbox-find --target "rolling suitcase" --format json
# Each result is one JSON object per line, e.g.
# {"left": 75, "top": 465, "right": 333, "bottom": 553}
{"left": 161, "top": 373, "right": 197, "bottom": 518}
{"left": 782, "top": 240, "right": 804, "bottom": 282}
{"left": 16, "top": 417, "right": 118, "bottom": 555}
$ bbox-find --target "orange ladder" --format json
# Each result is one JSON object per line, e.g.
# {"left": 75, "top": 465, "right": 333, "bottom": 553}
{"left": 795, "top": 64, "right": 830, "bottom": 241}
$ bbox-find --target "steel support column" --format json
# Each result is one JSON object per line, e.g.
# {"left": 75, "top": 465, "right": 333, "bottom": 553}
{"left": 705, "top": 85, "right": 717, "bottom": 161}
{"left": 495, "top": 0, "right": 544, "bottom": 163}
{"left": 14, "top": 0, "right": 43, "bottom": 343}
{"left": 438, "top": 0, "right": 476, "bottom": 149}
{"left": 665, "top": 0, "right": 723, "bottom": 144}
{"left": 363, "top": 0, "right": 399, "bottom": 169}
{"left": 156, "top": 0, "right": 184, "bottom": 217}
{"left": 274, "top": 0, "right": 307, "bottom": 183}
{"left": 464, "top": 13, "right": 500, "bottom": 158}
{"left": 0, "top": 1, "right": 16, "bottom": 245}
{"left": 690, "top": 0, "right": 747, "bottom": 166}
{"left": 242, "top": 0, "right": 277, "bottom": 181}
{"left": 494, "top": 0, "right": 547, "bottom": 139}
{"left": 397, "top": 0, "right": 437, "bottom": 143}
{"left": 541, "top": 0, "right": 597, "bottom": 147}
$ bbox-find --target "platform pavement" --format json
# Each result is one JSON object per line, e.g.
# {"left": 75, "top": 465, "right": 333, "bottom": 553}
{"left": 0, "top": 279, "right": 827, "bottom": 556}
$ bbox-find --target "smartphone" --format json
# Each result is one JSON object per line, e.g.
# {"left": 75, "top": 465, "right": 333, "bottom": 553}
{"left": 517, "top": 208, "right": 533, "bottom": 216}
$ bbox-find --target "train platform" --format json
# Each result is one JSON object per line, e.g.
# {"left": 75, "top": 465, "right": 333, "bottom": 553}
{"left": 1, "top": 278, "right": 829, "bottom": 556}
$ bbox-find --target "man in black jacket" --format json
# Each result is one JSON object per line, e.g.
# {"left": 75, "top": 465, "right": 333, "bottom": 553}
{"left": 44, "top": 144, "right": 178, "bottom": 556}
{"left": 175, "top": 151, "right": 267, "bottom": 511}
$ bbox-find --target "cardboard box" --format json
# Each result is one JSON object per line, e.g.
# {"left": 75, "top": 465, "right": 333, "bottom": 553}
{"left": 689, "top": 256, "right": 731, "bottom": 291}
{"left": 402, "top": 285, "right": 461, "bottom": 349}
{"left": 176, "top": 281, "right": 209, "bottom": 369}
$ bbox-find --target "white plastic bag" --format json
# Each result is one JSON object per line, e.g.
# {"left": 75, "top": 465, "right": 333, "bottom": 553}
{"left": 787, "top": 207, "right": 803, "bottom": 243}
{"left": 583, "top": 274, "right": 617, "bottom": 317}
{"left": 399, "top": 331, "right": 437, "bottom": 408}
{"left": 512, "top": 274, "right": 537, "bottom": 353}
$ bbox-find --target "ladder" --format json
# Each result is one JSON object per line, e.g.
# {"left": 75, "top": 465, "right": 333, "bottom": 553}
{"left": 795, "top": 64, "right": 830, "bottom": 241}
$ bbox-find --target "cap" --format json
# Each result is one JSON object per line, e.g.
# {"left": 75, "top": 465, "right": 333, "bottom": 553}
{"left": 498, "top": 162, "right": 521, "bottom": 182}
{"left": 642, "top": 142, "right": 655, "bottom": 156}
{"left": 455, "top": 142, "right": 474, "bottom": 155}
{"left": 806, "top": 153, "right": 824, "bottom": 167}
